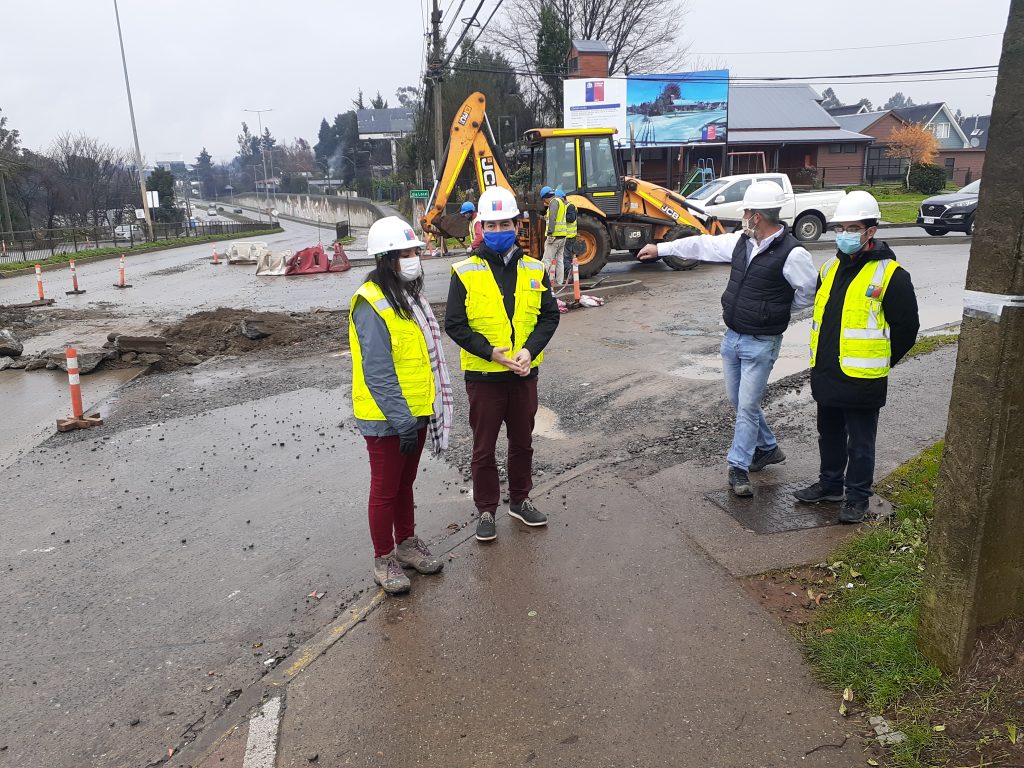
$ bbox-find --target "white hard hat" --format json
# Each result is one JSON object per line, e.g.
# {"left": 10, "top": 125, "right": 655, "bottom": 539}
{"left": 476, "top": 186, "right": 520, "bottom": 221}
{"left": 831, "top": 190, "right": 881, "bottom": 223}
{"left": 366, "top": 216, "right": 425, "bottom": 257}
{"left": 741, "top": 180, "right": 787, "bottom": 210}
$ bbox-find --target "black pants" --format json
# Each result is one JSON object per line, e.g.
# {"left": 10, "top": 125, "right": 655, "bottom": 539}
{"left": 817, "top": 404, "right": 880, "bottom": 503}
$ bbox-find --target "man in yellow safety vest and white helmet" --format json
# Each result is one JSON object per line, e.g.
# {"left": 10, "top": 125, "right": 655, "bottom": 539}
{"left": 793, "top": 190, "right": 920, "bottom": 523}
{"left": 445, "top": 185, "right": 560, "bottom": 543}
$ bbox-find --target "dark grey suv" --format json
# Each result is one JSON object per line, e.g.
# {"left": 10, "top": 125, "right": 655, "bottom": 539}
{"left": 917, "top": 179, "right": 980, "bottom": 236}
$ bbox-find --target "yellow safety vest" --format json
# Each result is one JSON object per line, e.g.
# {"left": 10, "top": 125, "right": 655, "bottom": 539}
{"left": 452, "top": 255, "right": 547, "bottom": 373}
{"left": 809, "top": 256, "right": 900, "bottom": 379}
{"left": 549, "top": 198, "right": 568, "bottom": 237}
{"left": 348, "top": 281, "right": 435, "bottom": 421}
{"left": 564, "top": 202, "right": 578, "bottom": 238}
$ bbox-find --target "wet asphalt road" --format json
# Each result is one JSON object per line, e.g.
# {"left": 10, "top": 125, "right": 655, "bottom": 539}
{"left": 0, "top": 219, "right": 971, "bottom": 767}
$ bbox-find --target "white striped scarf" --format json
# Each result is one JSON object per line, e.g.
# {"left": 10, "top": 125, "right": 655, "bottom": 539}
{"left": 410, "top": 294, "right": 453, "bottom": 453}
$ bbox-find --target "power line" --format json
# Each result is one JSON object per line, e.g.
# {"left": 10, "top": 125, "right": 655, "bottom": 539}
{"left": 444, "top": 0, "right": 486, "bottom": 66}
{"left": 688, "top": 32, "right": 1003, "bottom": 56}
{"left": 442, "top": 0, "right": 468, "bottom": 41}
{"left": 449, "top": 62, "right": 999, "bottom": 83}
{"left": 469, "top": 0, "right": 503, "bottom": 49}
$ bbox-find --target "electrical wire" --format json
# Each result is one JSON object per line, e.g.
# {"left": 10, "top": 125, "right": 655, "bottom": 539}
{"left": 688, "top": 32, "right": 1002, "bottom": 56}
{"left": 448, "top": 63, "right": 999, "bottom": 84}
{"left": 469, "top": 0, "right": 503, "bottom": 49}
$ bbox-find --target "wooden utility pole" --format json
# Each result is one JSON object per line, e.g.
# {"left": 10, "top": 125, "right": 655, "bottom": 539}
{"left": 429, "top": 0, "right": 445, "bottom": 174}
{"left": 917, "top": 0, "right": 1024, "bottom": 672}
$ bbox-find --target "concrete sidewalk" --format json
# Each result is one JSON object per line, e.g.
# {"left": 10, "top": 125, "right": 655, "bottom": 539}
{"left": 208, "top": 349, "right": 956, "bottom": 768}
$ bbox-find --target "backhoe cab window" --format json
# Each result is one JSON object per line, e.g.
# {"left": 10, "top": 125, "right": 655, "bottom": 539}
{"left": 581, "top": 136, "right": 617, "bottom": 189}
{"left": 543, "top": 139, "right": 577, "bottom": 194}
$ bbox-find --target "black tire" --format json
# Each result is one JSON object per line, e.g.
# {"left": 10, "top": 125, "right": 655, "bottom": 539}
{"left": 924, "top": 227, "right": 948, "bottom": 236}
{"left": 662, "top": 225, "right": 701, "bottom": 271}
{"left": 966, "top": 215, "right": 975, "bottom": 236}
{"left": 574, "top": 215, "right": 610, "bottom": 279}
{"left": 794, "top": 213, "right": 824, "bottom": 242}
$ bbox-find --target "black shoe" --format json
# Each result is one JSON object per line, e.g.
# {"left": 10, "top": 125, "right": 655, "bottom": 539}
{"left": 839, "top": 499, "right": 870, "bottom": 524}
{"left": 749, "top": 445, "right": 786, "bottom": 472}
{"left": 509, "top": 499, "right": 547, "bottom": 527}
{"left": 475, "top": 512, "right": 497, "bottom": 541}
{"left": 728, "top": 467, "right": 754, "bottom": 497}
{"left": 793, "top": 482, "right": 845, "bottom": 504}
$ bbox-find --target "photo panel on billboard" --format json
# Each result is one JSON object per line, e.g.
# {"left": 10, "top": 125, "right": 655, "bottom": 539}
{"left": 626, "top": 70, "right": 729, "bottom": 146}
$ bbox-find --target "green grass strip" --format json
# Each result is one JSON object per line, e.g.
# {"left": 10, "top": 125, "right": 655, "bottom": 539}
{"left": 803, "top": 443, "right": 945, "bottom": 712}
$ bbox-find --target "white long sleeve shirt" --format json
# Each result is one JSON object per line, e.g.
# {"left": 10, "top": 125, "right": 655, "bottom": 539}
{"left": 656, "top": 227, "right": 817, "bottom": 312}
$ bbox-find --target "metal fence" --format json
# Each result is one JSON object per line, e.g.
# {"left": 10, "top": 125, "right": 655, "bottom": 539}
{"left": 0, "top": 220, "right": 275, "bottom": 265}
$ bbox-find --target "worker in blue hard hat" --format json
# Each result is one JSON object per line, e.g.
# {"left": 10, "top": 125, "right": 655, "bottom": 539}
{"left": 460, "top": 200, "right": 483, "bottom": 251}
{"left": 540, "top": 186, "right": 567, "bottom": 285}
{"left": 555, "top": 189, "right": 578, "bottom": 284}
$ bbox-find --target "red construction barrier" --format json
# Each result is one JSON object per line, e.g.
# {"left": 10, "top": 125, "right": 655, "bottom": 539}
{"left": 572, "top": 255, "right": 581, "bottom": 302}
{"left": 211, "top": 245, "right": 220, "bottom": 265}
{"left": 35, "top": 264, "right": 45, "bottom": 300}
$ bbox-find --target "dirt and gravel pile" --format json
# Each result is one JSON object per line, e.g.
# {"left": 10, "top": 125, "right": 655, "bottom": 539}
{"left": 163, "top": 307, "right": 348, "bottom": 359}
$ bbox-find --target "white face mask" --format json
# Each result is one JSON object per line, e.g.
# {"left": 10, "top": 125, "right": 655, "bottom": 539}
{"left": 398, "top": 256, "right": 422, "bottom": 282}
{"left": 741, "top": 214, "right": 758, "bottom": 239}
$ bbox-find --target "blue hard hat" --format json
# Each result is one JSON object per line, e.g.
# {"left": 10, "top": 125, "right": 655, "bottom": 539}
{"left": 554, "top": 189, "right": 566, "bottom": 198}
{"left": 540, "top": 185, "right": 554, "bottom": 198}
{"left": 459, "top": 201, "right": 476, "bottom": 214}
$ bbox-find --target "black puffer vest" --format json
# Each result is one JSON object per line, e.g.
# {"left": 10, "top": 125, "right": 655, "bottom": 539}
{"left": 720, "top": 230, "right": 800, "bottom": 336}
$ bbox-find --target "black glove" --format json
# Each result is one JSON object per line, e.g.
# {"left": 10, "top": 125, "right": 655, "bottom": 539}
{"left": 399, "top": 428, "right": 419, "bottom": 455}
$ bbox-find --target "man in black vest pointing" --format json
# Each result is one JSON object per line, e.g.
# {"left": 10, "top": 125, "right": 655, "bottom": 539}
{"left": 638, "top": 181, "right": 817, "bottom": 497}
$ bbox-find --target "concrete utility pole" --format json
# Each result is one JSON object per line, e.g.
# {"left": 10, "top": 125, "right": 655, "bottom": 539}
{"left": 114, "top": 0, "right": 153, "bottom": 239}
{"left": 918, "top": 0, "right": 1024, "bottom": 673}
{"left": 428, "top": 0, "right": 445, "bottom": 174}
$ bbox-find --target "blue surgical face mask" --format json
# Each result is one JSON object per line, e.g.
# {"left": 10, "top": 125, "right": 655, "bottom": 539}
{"left": 835, "top": 232, "right": 865, "bottom": 255}
{"left": 483, "top": 230, "right": 517, "bottom": 253}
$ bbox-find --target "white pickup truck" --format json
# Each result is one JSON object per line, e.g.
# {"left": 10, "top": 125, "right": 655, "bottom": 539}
{"left": 685, "top": 173, "right": 846, "bottom": 241}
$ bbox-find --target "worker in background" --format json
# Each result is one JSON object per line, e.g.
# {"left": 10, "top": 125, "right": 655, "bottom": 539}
{"left": 460, "top": 200, "right": 483, "bottom": 251}
{"left": 349, "top": 215, "right": 453, "bottom": 594}
{"left": 540, "top": 185, "right": 567, "bottom": 285}
{"left": 794, "top": 191, "right": 919, "bottom": 523}
{"left": 445, "top": 186, "right": 560, "bottom": 542}
{"left": 556, "top": 189, "right": 578, "bottom": 286}
{"left": 637, "top": 181, "right": 817, "bottom": 498}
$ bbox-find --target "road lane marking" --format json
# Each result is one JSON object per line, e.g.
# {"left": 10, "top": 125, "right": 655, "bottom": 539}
{"left": 242, "top": 696, "right": 281, "bottom": 768}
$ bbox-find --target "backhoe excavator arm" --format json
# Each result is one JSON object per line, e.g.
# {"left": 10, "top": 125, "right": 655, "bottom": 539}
{"left": 421, "top": 92, "right": 513, "bottom": 238}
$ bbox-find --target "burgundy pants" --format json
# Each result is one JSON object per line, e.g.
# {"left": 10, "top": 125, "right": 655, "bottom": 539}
{"left": 364, "top": 427, "right": 426, "bottom": 558}
{"left": 466, "top": 378, "right": 538, "bottom": 514}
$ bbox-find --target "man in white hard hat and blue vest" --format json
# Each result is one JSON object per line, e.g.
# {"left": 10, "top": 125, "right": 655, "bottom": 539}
{"left": 794, "top": 190, "right": 919, "bottom": 523}
{"left": 638, "top": 180, "right": 817, "bottom": 497}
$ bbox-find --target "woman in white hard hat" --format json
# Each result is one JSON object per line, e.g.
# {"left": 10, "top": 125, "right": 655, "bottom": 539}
{"left": 348, "top": 215, "right": 454, "bottom": 594}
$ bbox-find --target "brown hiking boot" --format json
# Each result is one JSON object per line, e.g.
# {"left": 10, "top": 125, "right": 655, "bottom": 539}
{"left": 396, "top": 536, "right": 444, "bottom": 574}
{"left": 373, "top": 552, "right": 411, "bottom": 594}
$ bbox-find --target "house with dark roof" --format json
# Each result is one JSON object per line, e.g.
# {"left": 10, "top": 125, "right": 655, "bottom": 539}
{"left": 835, "top": 103, "right": 985, "bottom": 185}
{"left": 826, "top": 104, "right": 870, "bottom": 117}
{"left": 962, "top": 114, "right": 990, "bottom": 150}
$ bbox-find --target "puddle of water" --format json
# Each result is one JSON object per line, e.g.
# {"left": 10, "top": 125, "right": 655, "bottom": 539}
{"left": 0, "top": 367, "right": 140, "bottom": 469}
{"left": 534, "top": 405, "right": 568, "bottom": 440}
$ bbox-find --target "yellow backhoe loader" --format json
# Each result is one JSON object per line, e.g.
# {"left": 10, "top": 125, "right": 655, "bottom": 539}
{"left": 422, "top": 92, "right": 726, "bottom": 278}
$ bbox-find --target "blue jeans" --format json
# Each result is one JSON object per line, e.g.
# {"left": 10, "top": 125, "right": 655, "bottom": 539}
{"left": 720, "top": 329, "right": 783, "bottom": 470}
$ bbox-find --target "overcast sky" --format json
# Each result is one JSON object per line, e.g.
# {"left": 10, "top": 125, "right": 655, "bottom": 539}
{"left": 1, "top": 0, "right": 1011, "bottom": 164}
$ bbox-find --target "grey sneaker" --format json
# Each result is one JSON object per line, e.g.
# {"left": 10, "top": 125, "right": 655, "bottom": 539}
{"left": 793, "top": 482, "right": 845, "bottom": 504}
{"left": 372, "top": 552, "right": 411, "bottom": 594}
{"left": 728, "top": 467, "right": 754, "bottom": 497}
{"left": 475, "top": 511, "right": 497, "bottom": 541}
{"left": 396, "top": 536, "right": 444, "bottom": 574}
{"left": 749, "top": 445, "right": 786, "bottom": 472}
{"left": 509, "top": 499, "right": 547, "bottom": 527}
{"left": 838, "top": 499, "right": 870, "bottom": 524}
